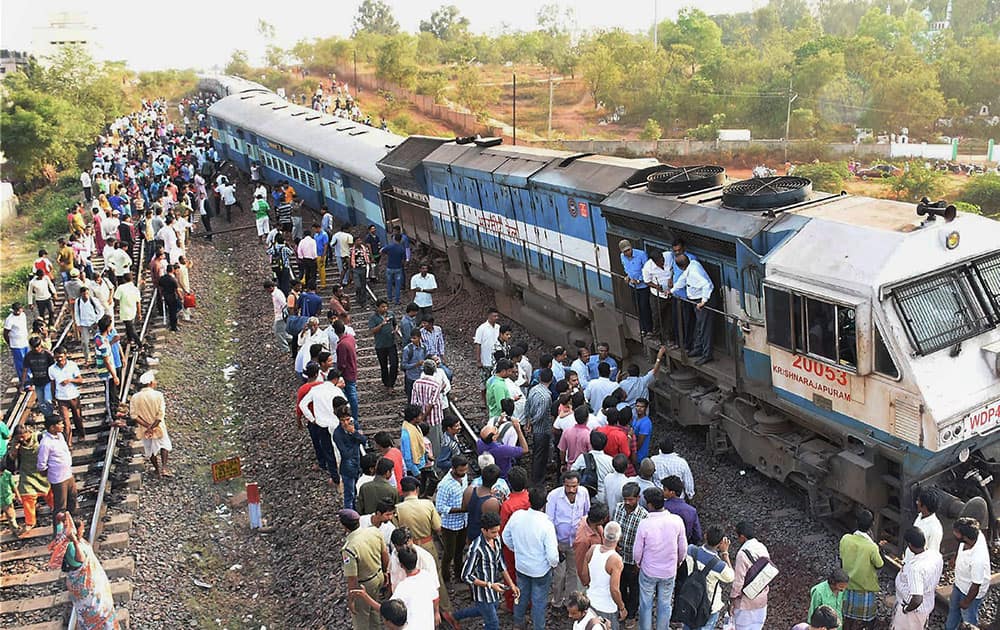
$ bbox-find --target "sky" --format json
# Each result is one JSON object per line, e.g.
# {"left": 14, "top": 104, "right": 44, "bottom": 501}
{"left": 1, "top": 0, "right": 760, "bottom": 71}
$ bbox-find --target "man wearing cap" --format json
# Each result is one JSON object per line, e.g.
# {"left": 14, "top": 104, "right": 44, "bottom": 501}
{"left": 341, "top": 508, "right": 390, "bottom": 630}
{"left": 477, "top": 424, "right": 525, "bottom": 480}
{"left": 129, "top": 371, "right": 173, "bottom": 478}
{"left": 619, "top": 239, "right": 653, "bottom": 337}
{"left": 395, "top": 474, "right": 457, "bottom": 622}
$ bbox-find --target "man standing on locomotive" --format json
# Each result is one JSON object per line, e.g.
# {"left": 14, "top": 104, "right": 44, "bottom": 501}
{"left": 619, "top": 240, "right": 654, "bottom": 337}
{"left": 671, "top": 254, "right": 714, "bottom": 366}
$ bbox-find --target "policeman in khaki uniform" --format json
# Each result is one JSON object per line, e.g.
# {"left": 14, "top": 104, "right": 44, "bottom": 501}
{"left": 340, "top": 509, "right": 389, "bottom": 630}
{"left": 394, "top": 476, "right": 457, "bottom": 624}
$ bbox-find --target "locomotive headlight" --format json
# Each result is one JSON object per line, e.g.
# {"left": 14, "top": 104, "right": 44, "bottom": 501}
{"left": 945, "top": 230, "right": 960, "bottom": 250}
{"left": 959, "top": 447, "right": 971, "bottom": 463}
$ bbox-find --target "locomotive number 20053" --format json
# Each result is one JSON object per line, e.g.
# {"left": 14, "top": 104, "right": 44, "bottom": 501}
{"left": 791, "top": 355, "right": 849, "bottom": 386}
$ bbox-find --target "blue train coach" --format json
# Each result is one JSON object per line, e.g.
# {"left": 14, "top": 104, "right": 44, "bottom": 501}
{"left": 208, "top": 92, "right": 404, "bottom": 239}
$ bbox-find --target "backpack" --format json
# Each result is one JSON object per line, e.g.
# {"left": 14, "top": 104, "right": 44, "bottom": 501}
{"left": 285, "top": 315, "right": 308, "bottom": 337}
{"left": 674, "top": 545, "right": 724, "bottom": 628}
{"left": 740, "top": 548, "right": 779, "bottom": 599}
{"left": 270, "top": 246, "right": 286, "bottom": 270}
{"left": 580, "top": 452, "right": 600, "bottom": 498}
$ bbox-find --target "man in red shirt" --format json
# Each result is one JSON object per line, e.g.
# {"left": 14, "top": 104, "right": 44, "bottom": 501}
{"left": 374, "top": 431, "right": 404, "bottom": 491}
{"left": 333, "top": 320, "right": 359, "bottom": 423}
{"left": 499, "top": 466, "right": 531, "bottom": 613}
{"left": 597, "top": 408, "right": 631, "bottom": 460}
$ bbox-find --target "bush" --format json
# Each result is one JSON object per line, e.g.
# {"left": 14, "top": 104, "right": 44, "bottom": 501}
{"left": 954, "top": 201, "right": 982, "bottom": 215}
{"left": 888, "top": 162, "right": 944, "bottom": 203}
{"left": 790, "top": 161, "right": 850, "bottom": 193}
{"left": 640, "top": 118, "right": 662, "bottom": 141}
{"left": 961, "top": 174, "right": 1000, "bottom": 217}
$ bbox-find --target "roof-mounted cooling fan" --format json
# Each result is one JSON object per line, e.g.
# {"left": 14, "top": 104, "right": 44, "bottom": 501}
{"left": 722, "top": 176, "right": 812, "bottom": 210}
{"left": 646, "top": 165, "right": 726, "bottom": 194}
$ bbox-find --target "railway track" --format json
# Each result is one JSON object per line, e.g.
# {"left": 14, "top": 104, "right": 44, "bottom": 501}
{"left": 1, "top": 239, "right": 161, "bottom": 630}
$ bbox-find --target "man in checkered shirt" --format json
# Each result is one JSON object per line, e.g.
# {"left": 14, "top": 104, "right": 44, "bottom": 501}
{"left": 611, "top": 481, "right": 648, "bottom": 623}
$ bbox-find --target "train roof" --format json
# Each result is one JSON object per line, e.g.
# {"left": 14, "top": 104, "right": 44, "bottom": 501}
{"left": 377, "top": 136, "right": 450, "bottom": 191}
{"left": 602, "top": 185, "right": 773, "bottom": 241}
{"left": 530, "top": 154, "right": 659, "bottom": 197}
{"left": 197, "top": 74, "right": 269, "bottom": 97}
{"left": 208, "top": 92, "right": 404, "bottom": 185}
{"left": 767, "top": 209, "right": 1000, "bottom": 295}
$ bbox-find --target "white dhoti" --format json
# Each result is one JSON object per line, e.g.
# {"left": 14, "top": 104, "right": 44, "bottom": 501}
{"left": 890, "top": 604, "right": 929, "bottom": 630}
{"left": 256, "top": 216, "right": 270, "bottom": 237}
{"left": 733, "top": 607, "right": 767, "bottom": 630}
{"left": 142, "top": 425, "right": 173, "bottom": 458}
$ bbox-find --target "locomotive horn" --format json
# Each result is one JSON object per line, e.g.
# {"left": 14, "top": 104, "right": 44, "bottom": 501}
{"left": 916, "top": 197, "right": 957, "bottom": 222}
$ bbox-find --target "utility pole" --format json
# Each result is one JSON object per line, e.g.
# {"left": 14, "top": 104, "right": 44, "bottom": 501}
{"left": 784, "top": 78, "right": 798, "bottom": 163}
{"left": 353, "top": 50, "right": 358, "bottom": 94}
{"left": 547, "top": 74, "right": 554, "bottom": 139}
{"left": 653, "top": 0, "right": 658, "bottom": 50}
{"left": 512, "top": 73, "right": 517, "bottom": 146}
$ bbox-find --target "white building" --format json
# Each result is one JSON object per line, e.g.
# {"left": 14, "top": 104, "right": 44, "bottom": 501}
{"left": 30, "top": 11, "right": 99, "bottom": 64}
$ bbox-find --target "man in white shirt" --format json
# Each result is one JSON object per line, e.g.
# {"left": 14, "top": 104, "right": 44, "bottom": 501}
{"left": 4, "top": 303, "right": 30, "bottom": 378}
{"left": 27, "top": 271, "right": 57, "bottom": 325}
{"left": 584, "top": 362, "right": 620, "bottom": 411}
{"left": 642, "top": 250, "right": 673, "bottom": 336}
{"left": 105, "top": 240, "right": 133, "bottom": 285}
{"left": 114, "top": 272, "right": 142, "bottom": 346}
{"left": 374, "top": 546, "right": 440, "bottom": 629}
{"left": 332, "top": 228, "right": 354, "bottom": 286}
{"left": 156, "top": 216, "right": 179, "bottom": 261}
{"left": 297, "top": 231, "right": 318, "bottom": 288}
{"left": 893, "top": 527, "right": 943, "bottom": 630}
{"left": 215, "top": 179, "right": 238, "bottom": 222}
{"left": 264, "top": 280, "right": 289, "bottom": 353}
{"left": 473, "top": 308, "right": 501, "bottom": 404}
{"left": 410, "top": 263, "right": 437, "bottom": 320}
{"left": 73, "top": 287, "right": 105, "bottom": 364}
{"left": 502, "top": 488, "right": 560, "bottom": 630}
{"left": 100, "top": 209, "right": 120, "bottom": 244}
{"left": 947, "top": 517, "right": 991, "bottom": 629}
{"left": 903, "top": 489, "right": 943, "bottom": 564}
{"left": 298, "top": 371, "right": 346, "bottom": 484}
{"left": 570, "top": 347, "right": 592, "bottom": 392}
{"left": 672, "top": 254, "right": 715, "bottom": 365}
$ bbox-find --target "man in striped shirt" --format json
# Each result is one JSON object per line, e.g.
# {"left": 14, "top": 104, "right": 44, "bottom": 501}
{"left": 411, "top": 360, "right": 444, "bottom": 457}
{"left": 454, "top": 512, "right": 519, "bottom": 630}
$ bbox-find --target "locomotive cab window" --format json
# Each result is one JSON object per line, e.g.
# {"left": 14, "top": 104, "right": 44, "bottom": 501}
{"left": 765, "top": 286, "right": 858, "bottom": 369}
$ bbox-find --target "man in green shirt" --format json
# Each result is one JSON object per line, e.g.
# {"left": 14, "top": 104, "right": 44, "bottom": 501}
{"left": 368, "top": 299, "right": 398, "bottom": 390}
{"left": 253, "top": 193, "right": 271, "bottom": 243}
{"left": 486, "top": 359, "right": 515, "bottom": 419}
{"left": 808, "top": 568, "right": 849, "bottom": 629}
{"left": 838, "top": 509, "right": 884, "bottom": 630}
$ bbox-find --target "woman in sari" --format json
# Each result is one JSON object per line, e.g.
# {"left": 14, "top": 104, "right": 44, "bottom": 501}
{"left": 48, "top": 512, "right": 118, "bottom": 629}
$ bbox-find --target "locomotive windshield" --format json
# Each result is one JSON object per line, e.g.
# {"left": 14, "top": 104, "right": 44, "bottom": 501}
{"left": 890, "top": 251, "right": 1000, "bottom": 355}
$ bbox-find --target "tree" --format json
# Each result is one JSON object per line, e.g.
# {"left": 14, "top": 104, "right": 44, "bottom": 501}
{"left": 257, "top": 19, "right": 276, "bottom": 39}
{"left": 419, "top": 5, "right": 470, "bottom": 40}
{"left": 578, "top": 34, "right": 623, "bottom": 108}
{"left": 789, "top": 161, "right": 850, "bottom": 192}
{"left": 225, "top": 50, "right": 251, "bottom": 77}
{"left": 658, "top": 9, "right": 723, "bottom": 64}
{"left": 353, "top": 0, "right": 399, "bottom": 36}
{"left": 375, "top": 35, "right": 417, "bottom": 90}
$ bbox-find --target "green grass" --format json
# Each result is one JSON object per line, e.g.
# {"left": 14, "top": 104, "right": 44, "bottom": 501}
{"left": 1, "top": 173, "right": 80, "bottom": 318}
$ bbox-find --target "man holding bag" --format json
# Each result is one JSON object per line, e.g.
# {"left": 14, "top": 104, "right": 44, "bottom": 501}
{"left": 729, "top": 521, "right": 774, "bottom": 630}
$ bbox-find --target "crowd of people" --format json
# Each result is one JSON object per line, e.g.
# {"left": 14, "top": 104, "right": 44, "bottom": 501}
{"left": 1, "top": 95, "right": 206, "bottom": 628}
{"left": 264, "top": 209, "right": 994, "bottom": 629}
